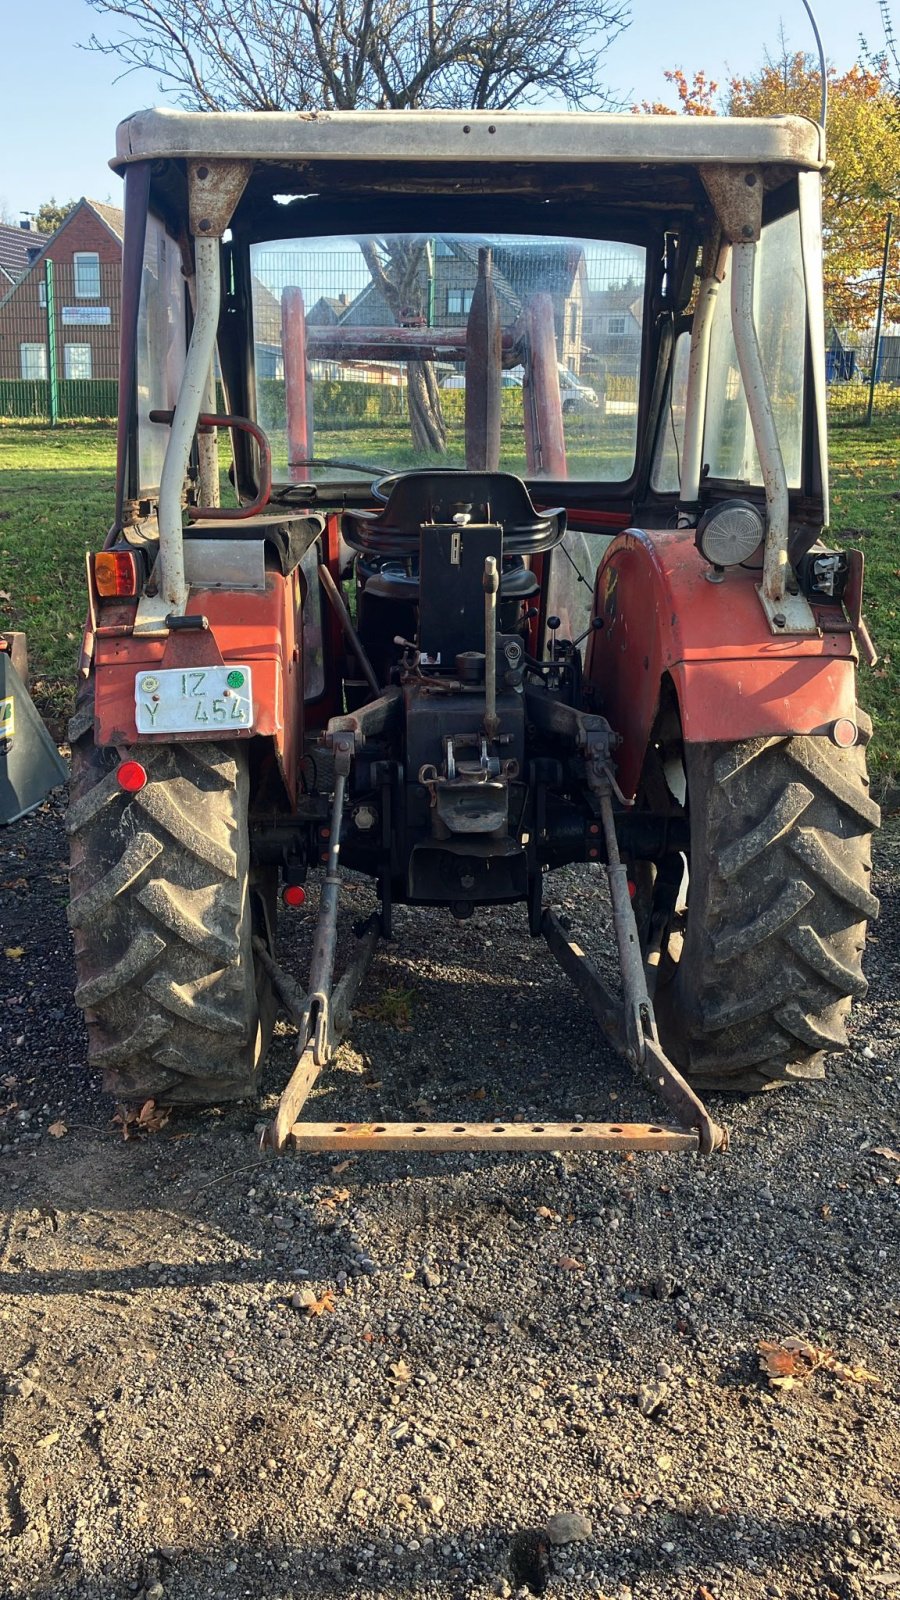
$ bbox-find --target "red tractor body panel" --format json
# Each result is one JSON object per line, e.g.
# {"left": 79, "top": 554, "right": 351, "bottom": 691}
{"left": 585, "top": 528, "right": 858, "bottom": 799}
{"left": 91, "top": 569, "right": 304, "bottom": 803}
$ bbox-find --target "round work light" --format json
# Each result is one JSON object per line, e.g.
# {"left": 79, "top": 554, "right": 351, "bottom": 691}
{"left": 695, "top": 499, "right": 765, "bottom": 570}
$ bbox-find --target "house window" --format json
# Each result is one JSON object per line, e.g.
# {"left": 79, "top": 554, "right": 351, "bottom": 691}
{"left": 64, "top": 344, "right": 92, "bottom": 380}
{"left": 447, "top": 289, "right": 473, "bottom": 315}
{"left": 20, "top": 344, "right": 47, "bottom": 380}
{"left": 607, "top": 315, "right": 627, "bottom": 336}
{"left": 38, "top": 280, "right": 47, "bottom": 308}
{"left": 73, "top": 252, "right": 101, "bottom": 298}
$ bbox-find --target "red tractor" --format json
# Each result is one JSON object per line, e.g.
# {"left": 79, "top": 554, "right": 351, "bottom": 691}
{"left": 68, "top": 109, "right": 878, "bottom": 1155}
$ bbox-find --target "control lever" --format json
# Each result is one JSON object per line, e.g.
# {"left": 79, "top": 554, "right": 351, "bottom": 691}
{"left": 571, "top": 616, "right": 605, "bottom": 649}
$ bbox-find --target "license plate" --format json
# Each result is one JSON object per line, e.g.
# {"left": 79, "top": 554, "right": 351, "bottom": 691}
{"left": 134, "top": 666, "right": 254, "bottom": 735}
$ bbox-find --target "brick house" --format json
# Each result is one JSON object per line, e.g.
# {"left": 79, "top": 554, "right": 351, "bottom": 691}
{"left": 0, "top": 221, "right": 50, "bottom": 292}
{"left": 0, "top": 199, "right": 123, "bottom": 386}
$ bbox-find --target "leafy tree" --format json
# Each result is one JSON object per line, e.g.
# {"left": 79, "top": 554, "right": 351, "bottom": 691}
{"left": 638, "top": 54, "right": 900, "bottom": 331}
{"left": 33, "top": 197, "right": 78, "bottom": 235}
{"left": 638, "top": 68, "right": 718, "bottom": 116}
{"left": 84, "top": 0, "right": 630, "bottom": 453}
{"left": 728, "top": 56, "right": 899, "bottom": 330}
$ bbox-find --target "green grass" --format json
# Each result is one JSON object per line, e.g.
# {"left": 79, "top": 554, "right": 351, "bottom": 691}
{"left": 1, "top": 417, "right": 898, "bottom": 788}
{"left": 0, "top": 423, "right": 117, "bottom": 730}
{"left": 829, "top": 420, "right": 900, "bottom": 789}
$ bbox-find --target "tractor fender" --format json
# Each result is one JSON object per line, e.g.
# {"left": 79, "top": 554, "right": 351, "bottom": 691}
{"left": 90, "top": 568, "right": 304, "bottom": 803}
{"left": 584, "top": 527, "right": 859, "bottom": 800}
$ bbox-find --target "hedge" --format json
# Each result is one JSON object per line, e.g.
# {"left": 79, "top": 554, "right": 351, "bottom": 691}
{"left": 0, "top": 378, "right": 118, "bottom": 420}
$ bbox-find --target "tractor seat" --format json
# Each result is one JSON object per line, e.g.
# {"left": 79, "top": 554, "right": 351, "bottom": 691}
{"left": 343, "top": 470, "right": 566, "bottom": 559}
{"left": 360, "top": 554, "right": 540, "bottom": 604}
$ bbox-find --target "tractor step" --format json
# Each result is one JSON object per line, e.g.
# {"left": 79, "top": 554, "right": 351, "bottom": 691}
{"left": 283, "top": 1120, "right": 702, "bottom": 1153}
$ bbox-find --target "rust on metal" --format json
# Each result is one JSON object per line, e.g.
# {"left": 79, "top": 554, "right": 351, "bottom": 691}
{"left": 305, "top": 325, "right": 515, "bottom": 362}
{"left": 287, "top": 1121, "right": 702, "bottom": 1153}
{"left": 541, "top": 907, "right": 727, "bottom": 1154}
{"left": 282, "top": 287, "right": 312, "bottom": 481}
{"left": 263, "top": 914, "right": 380, "bottom": 1152}
{"left": 465, "top": 246, "right": 502, "bottom": 471}
{"left": 147, "top": 410, "right": 273, "bottom": 520}
{"left": 187, "top": 158, "right": 251, "bottom": 238}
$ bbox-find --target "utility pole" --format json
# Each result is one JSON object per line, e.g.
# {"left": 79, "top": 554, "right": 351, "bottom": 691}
{"left": 866, "top": 212, "right": 893, "bottom": 427}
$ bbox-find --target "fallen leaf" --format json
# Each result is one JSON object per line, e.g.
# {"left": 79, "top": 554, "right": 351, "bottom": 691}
{"left": 388, "top": 1358, "right": 412, "bottom": 1388}
{"left": 872, "top": 1146, "right": 900, "bottom": 1163}
{"left": 37, "top": 1430, "right": 60, "bottom": 1449}
{"left": 557, "top": 1256, "right": 585, "bottom": 1272}
{"left": 470, "top": 1087, "right": 487, "bottom": 1102}
{"left": 328, "top": 1187, "right": 351, "bottom": 1205}
{"left": 331, "top": 1158, "right": 358, "bottom": 1175}
{"left": 696, "top": 1587, "right": 718, "bottom": 1600}
{"left": 307, "top": 1290, "right": 336, "bottom": 1317}
{"left": 758, "top": 1342, "right": 798, "bottom": 1380}
{"left": 48, "top": 1120, "right": 68, "bottom": 1139}
{"left": 112, "top": 1099, "right": 171, "bottom": 1140}
{"left": 4, "top": 947, "right": 25, "bottom": 960}
{"left": 758, "top": 1336, "right": 879, "bottom": 1389}
{"left": 829, "top": 1356, "right": 881, "bottom": 1385}
{"left": 536, "top": 1205, "right": 558, "bottom": 1220}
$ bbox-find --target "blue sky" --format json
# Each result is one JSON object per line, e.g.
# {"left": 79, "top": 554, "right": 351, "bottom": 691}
{"left": 0, "top": 0, "right": 885, "bottom": 224}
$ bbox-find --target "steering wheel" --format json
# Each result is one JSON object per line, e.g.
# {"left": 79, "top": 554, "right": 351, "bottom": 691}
{"left": 371, "top": 468, "right": 473, "bottom": 505}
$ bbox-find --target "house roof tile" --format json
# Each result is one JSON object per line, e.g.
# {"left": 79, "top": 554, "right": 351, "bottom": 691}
{"left": 0, "top": 222, "right": 50, "bottom": 284}
{"left": 86, "top": 200, "right": 125, "bottom": 241}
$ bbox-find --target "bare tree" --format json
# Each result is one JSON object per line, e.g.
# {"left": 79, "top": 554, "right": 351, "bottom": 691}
{"left": 861, "top": 0, "right": 900, "bottom": 94}
{"left": 85, "top": 0, "right": 629, "bottom": 112}
{"left": 85, "top": 0, "right": 630, "bottom": 452}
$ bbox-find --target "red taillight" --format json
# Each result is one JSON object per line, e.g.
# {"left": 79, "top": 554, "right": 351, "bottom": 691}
{"left": 282, "top": 884, "right": 306, "bottom": 907}
{"left": 117, "top": 760, "right": 148, "bottom": 793}
{"left": 94, "top": 551, "right": 139, "bottom": 599}
{"left": 627, "top": 878, "right": 637, "bottom": 899}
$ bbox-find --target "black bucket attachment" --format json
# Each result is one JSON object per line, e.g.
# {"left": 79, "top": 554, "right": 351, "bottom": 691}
{"left": 0, "top": 644, "right": 68, "bottom": 825}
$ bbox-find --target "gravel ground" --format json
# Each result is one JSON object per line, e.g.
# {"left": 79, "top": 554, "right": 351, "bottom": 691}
{"left": 1, "top": 782, "right": 899, "bottom": 1600}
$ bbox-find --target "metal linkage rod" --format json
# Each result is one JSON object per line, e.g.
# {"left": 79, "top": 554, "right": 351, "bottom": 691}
{"left": 318, "top": 562, "right": 381, "bottom": 699}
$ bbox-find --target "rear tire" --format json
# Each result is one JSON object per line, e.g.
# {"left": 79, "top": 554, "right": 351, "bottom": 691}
{"left": 67, "top": 689, "right": 276, "bottom": 1103}
{"left": 640, "top": 722, "right": 880, "bottom": 1092}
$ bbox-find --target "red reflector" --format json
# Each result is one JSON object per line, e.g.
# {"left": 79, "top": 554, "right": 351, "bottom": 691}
{"left": 282, "top": 884, "right": 306, "bottom": 907}
{"left": 627, "top": 878, "right": 637, "bottom": 899}
{"left": 117, "top": 760, "right": 148, "bottom": 793}
{"left": 831, "top": 717, "right": 858, "bottom": 749}
{"left": 94, "top": 551, "right": 139, "bottom": 599}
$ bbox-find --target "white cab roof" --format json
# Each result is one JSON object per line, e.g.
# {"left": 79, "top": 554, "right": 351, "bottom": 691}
{"left": 114, "top": 108, "right": 826, "bottom": 171}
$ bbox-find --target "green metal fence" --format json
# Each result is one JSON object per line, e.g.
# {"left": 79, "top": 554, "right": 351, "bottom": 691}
{"left": 0, "top": 256, "right": 119, "bottom": 421}
{"left": 0, "top": 246, "right": 897, "bottom": 431}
